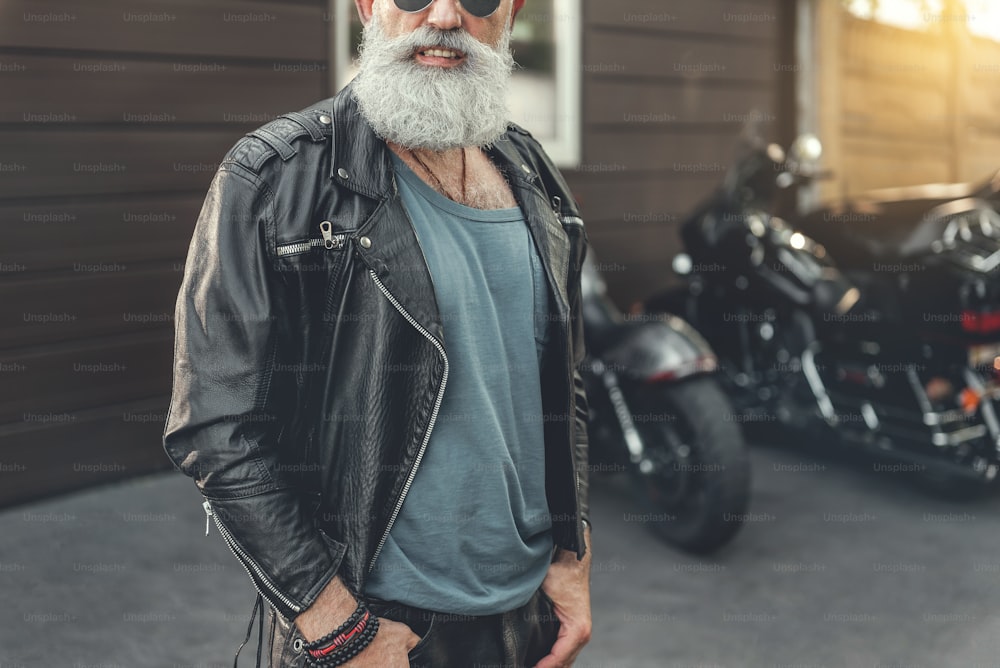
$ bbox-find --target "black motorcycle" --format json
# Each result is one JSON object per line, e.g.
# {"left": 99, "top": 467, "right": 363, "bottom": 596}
{"left": 582, "top": 251, "right": 751, "bottom": 552}
{"left": 644, "top": 133, "right": 1000, "bottom": 496}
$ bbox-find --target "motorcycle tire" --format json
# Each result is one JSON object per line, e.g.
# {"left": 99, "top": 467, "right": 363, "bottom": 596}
{"left": 624, "top": 375, "right": 752, "bottom": 554}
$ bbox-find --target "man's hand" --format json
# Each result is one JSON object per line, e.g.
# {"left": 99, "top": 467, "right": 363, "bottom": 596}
{"left": 534, "top": 525, "right": 592, "bottom": 668}
{"left": 295, "top": 577, "right": 420, "bottom": 666}
{"left": 341, "top": 618, "right": 421, "bottom": 667}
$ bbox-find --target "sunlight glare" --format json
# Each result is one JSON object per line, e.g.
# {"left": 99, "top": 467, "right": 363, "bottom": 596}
{"left": 843, "top": 0, "right": 946, "bottom": 31}
{"left": 963, "top": 0, "right": 1000, "bottom": 42}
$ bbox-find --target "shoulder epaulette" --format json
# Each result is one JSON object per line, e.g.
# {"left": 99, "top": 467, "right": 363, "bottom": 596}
{"left": 224, "top": 109, "right": 331, "bottom": 173}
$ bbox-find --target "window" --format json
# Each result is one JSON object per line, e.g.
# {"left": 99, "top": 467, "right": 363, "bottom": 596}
{"left": 332, "top": 0, "right": 581, "bottom": 166}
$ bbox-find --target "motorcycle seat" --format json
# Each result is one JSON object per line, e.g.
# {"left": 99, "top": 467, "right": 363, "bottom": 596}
{"left": 800, "top": 197, "right": 999, "bottom": 266}
{"left": 799, "top": 201, "right": 932, "bottom": 258}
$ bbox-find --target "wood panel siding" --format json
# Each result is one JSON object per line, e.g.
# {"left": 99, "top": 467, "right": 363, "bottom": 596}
{"left": 0, "top": 266, "right": 180, "bottom": 349}
{"left": 587, "top": 1, "right": 779, "bottom": 41}
{"left": 2, "top": 131, "right": 242, "bottom": 197}
{"left": 570, "top": 0, "right": 783, "bottom": 305}
{"left": 3, "top": 55, "right": 327, "bottom": 125}
{"left": 0, "top": 334, "right": 174, "bottom": 425}
{"left": 3, "top": 197, "right": 200, "bottom": 274}
{"left": 570, "top": 174, "right": 723, "bottom": 224}
{"left": 586, "top": 81, "right": 775, "bottom": 127}
{"left": 0, "top": 0, "right": 329, "bottom": 506}
{"left": 818, "top": 2, "right": 1000, "bottom": 200}
{"left": 962, "top": 37, "right": 1000, "bottom": 183}
{"left": 0, "top": 397, "right": 173, "bottom": 505}
{"left": 0, "top": 1, "right": 327, "bottom": 60}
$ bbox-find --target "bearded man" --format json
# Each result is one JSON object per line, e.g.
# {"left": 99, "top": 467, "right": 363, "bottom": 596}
{"left": 164, "top": 0, "right": 592, "bottom": 665}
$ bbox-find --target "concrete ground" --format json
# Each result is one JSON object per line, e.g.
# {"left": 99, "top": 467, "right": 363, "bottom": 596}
{"left": 1, "top": 441, "right": 999, "bottom": 668}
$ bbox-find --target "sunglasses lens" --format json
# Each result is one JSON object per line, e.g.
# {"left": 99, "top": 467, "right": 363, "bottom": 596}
{"left": 460, "top": 0, "right": 502, "bottom": 17}
{"left": 394, "top": 0, "right": 434, "bottom": 12}
{"left": 393, "top": 0, "right": 501, "bottom": 18}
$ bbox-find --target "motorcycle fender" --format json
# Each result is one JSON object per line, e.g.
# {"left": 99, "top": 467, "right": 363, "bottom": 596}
{"left": 601, "top": 315, "right": 718, "bottom": 382}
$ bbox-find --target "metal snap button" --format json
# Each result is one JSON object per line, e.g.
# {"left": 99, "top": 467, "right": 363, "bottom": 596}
{"left": 359, "top": 236, "right": 372, "bottom": 249}
{"left": 318, "top": 114, "right": 331, "bottom": 125}
{"left": 337, "top": 167, "right": 349, "bottom": 179}
{"left": 291, "top": 637, "right": 304, "bottom": 653}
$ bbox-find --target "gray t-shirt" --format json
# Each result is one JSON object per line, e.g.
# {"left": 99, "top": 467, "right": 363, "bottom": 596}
{"left": 362, "top": 153, "right": 553, "bottom": 614}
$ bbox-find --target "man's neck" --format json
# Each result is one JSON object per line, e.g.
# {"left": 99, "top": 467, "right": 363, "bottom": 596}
{"left": 388, "top": 142, "right": 518, "bottom": 210}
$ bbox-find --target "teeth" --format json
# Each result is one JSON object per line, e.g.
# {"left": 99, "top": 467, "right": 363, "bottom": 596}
{"left": 421, "top": 48, "right": 461, "bottom": 59}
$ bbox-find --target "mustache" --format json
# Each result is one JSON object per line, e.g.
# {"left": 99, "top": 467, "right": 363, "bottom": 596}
{"left": 361, "top": 24, "right": 494, "bottom": 62}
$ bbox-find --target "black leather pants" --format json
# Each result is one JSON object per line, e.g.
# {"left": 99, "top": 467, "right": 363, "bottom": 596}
{"left": 266, "top": 588, "right": 561, "bottom": 667}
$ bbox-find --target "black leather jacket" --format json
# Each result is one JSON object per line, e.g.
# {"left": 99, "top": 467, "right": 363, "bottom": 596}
{"left": 163, "top": 84, "right": 590, "bottom": 622}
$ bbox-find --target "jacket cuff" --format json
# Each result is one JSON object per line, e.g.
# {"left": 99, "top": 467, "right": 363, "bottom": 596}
{"left": 204, "top": 490, "right": 347, "bottom": 621}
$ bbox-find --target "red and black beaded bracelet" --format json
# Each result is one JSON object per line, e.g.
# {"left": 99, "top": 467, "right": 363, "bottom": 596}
{"left": 305, "top": 615, "right": 379, "bottom": 667}
{"left": 303, "top": 601, "right": 380, "bottom": 666}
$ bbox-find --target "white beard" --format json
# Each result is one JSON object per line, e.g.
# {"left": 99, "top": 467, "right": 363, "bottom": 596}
{"left": 351, "top": 15, "right": 515, "bottom": 151}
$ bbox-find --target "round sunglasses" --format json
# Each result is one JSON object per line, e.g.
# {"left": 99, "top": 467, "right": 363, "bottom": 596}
{"left": 394, "top": 0, "right": 502, "bottom": 19}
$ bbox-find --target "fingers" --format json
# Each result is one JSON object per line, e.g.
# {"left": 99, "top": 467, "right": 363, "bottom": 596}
{"left": 535, "top": 622, "right": 590, "bottom": 668}
{"left": 533, "top": 635, "right": 572, "bottom": 668}
{"left": 377, "top": 617, "right": 421, "bottom": 651}
{"left": 533, "top": 653, "right": 567, "bottom": 668}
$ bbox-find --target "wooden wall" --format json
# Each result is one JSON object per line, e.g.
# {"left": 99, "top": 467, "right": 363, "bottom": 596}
{"left": 0, "top": 0, "right": 788, "bottom": 505}
{"left": 0, "top": 0, "right": 331, "bottom": 506}
{"left": 817, "top": 0, "right": 1000, "bottom": 201}
{"left": 568, "top": 0, "right": 784, "bottom": 307}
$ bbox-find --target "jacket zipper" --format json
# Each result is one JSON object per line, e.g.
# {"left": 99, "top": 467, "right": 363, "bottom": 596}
{"left": 276, "top": 230, "right": 348, "bottom": 256}
{"left": 202, "top": 499, "right": 303, "bottom": 614}
{"left": 366, "top": 269, "right": 449, "bottom": 573}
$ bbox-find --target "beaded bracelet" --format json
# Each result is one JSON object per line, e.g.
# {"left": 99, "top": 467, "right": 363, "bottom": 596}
{"left": 303, "top": 601, "right": 379, "bottom": 667}
{"left": 308, "top": 609, "right": 372, "bottom": 659}
{"left": 304, "top": 601, "right": 366, "bottom": 653}
{"left": 305, "top": 615, "right": 379, "bottom": 667}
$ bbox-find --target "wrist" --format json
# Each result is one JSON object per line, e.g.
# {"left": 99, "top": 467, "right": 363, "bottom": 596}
{"left": 295, "top": 577, "right": 360, "bottom": 643}
{"left": 302, "top": 600, "right": 379, "bottom": 667}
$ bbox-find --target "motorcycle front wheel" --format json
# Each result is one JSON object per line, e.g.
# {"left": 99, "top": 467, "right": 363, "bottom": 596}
{"left": 624, "top": 375, "right": 752, "bottom": 554}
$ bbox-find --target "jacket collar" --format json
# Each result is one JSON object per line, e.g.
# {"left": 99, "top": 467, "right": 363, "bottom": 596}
{"left": 316, "top": 83, "right": 572, "bottom": 336}
{"left": 325, "top": 83, "right": 394, "bottom": 200}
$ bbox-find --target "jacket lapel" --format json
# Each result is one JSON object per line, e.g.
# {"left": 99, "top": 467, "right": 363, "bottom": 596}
{"left": 487, "top": 137, "right": 572, "bottom": 320}
{"left": 322, "top": 86, "right": 571, "bottom": 344}
{"left": 324, "top": 87, "right": 444, "bottom": 341}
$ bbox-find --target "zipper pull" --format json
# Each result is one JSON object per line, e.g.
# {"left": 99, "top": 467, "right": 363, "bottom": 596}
{"left": 551, "top": 196, "right": 562, "bottom": 217}
{"left": 320, "top": 221, "right": 336, "bottom": 249}
{"left": 202, "top": 499, "right": 213, "bottom": 537}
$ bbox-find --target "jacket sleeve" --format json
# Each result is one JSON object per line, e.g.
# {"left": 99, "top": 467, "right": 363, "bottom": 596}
{"left": 163, "top": 161, "right": 345, "bottom": 620}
